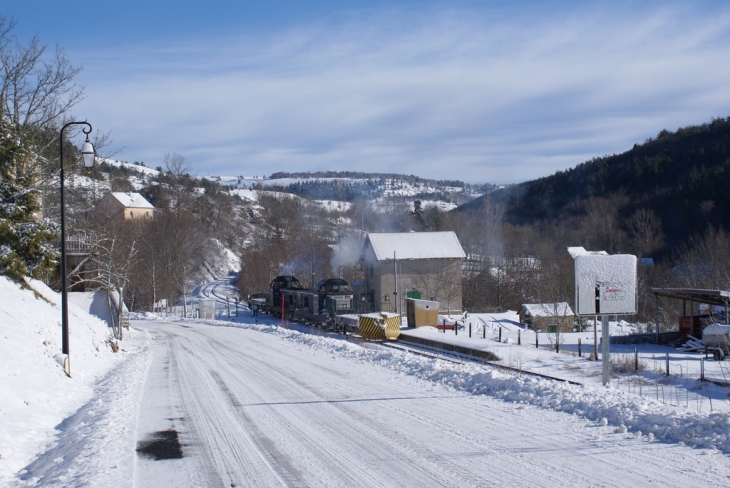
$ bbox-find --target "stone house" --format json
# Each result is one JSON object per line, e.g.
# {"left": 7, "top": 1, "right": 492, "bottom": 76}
{"left": 95, "top": 192, "right": 154, "bottom": 222}
{"left": 361, "top": 232, "right": 466, "bottom": 314}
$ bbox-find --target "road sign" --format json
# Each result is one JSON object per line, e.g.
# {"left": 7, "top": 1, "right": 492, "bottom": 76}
{"left": 575, "top": 253, "right": 637, "bottom": 316}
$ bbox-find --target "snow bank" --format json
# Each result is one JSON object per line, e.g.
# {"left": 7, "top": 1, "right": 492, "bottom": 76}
{"left": 0, "top": 276, "right": 121, "bottom": 482}
{"left": 204, "top": 319, "right": 730, "bottom": 455}
{"left": 67, "top": 291, "right": 113, "bottom": 325}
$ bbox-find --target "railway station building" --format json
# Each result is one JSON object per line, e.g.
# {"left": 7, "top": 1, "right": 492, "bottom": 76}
{"left": 361, "top": 232, "right": 466, "bottom": 315}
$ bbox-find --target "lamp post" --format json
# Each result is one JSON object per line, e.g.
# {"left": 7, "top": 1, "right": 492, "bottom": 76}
{"left": 60, "top": 121, "right": 95, "bottom": 376}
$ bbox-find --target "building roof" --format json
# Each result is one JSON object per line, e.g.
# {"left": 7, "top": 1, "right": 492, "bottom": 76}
{"left": 366, "top": 232, "right": 466, "bottom": 261}
{"left": 652, "top": 288, "right": 730, "bottom": 307}
{"left": 520, "top": 302, "right": 575, "bottom": 317}
{"left": 110, "top": 192, "right": 154, "bottom": 209}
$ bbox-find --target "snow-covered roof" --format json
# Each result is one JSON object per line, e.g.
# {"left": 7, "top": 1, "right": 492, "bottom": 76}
{"left": 110, "top": 192, "right": 154, "bottom": 209}
{"left": 567, "top": 246, "right": 608, "bottom": 259}
{"left": 520, "top": 303, "right": 574, "bottom": 317}
{"left": 366, "top": 232, "right": 465, "bottom": 261}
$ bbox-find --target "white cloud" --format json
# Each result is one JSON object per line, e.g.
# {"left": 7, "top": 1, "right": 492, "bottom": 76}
{"left": 75, "top": 4, "right": 730, "bottom": 182}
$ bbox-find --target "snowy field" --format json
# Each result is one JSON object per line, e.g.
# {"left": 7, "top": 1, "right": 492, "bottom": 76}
{"left": 417, "top": 311, "right": 730, "bottom": 415}
{"left": 4, "top": 278, "right": 730, "bottom": 486}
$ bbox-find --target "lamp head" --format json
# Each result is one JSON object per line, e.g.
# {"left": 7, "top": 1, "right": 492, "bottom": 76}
{"left": 81, "top": 139, "right": 95, "bottom": 169}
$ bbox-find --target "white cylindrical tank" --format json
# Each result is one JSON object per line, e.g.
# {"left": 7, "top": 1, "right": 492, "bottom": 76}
{"left": 702, "top": 324, "right": 730, "bottom": 350}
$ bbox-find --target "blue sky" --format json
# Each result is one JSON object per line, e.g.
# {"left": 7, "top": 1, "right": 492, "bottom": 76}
{"left": 5, "top": 1, "right": 730, "bottom": 183}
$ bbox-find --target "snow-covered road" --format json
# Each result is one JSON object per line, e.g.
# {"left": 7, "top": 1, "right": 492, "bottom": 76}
{"left": 125, "top": 320, "right": 729, "bottom": 487}
{"left": 14, "top": 316, "right": 730, "bottom": 487}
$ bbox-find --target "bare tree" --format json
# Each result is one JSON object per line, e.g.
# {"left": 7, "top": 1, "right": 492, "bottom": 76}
{"left": 92, "top": 223, "right": 141, "bottom": 339}
{"left": 66, "top": 218, "right": 143, "bottom": 340}
{"left": 164, "top": 152, "right": 190, "bottom": 177}
{"left": 409, "top": 261, "right": 462, "bottom": 315}
{"left": 672, "top": 227, "right": 730, "bottom": 289}
{"left": 0, "top": 16, "right": 84, "bottom": 133}
{"left": 580, "top": 196, "right": 628, "bottom": 253}
{"left": 626, "top": 208, "right": 664, "bottom": 257}
{"left": 532, "top": 242, "right": 575, "bottom": 351}
{"left": 153, "top": 210, "right": 207, "bottom": 316}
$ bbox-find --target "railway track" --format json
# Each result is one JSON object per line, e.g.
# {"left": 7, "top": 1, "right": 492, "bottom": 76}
{"left": 201, "top": 279, "right": 237, "bottom": 304}
{"left": 275, "top": 320, "right": 584, "bottom": 386}
{"left": 382, "top": 341, "right": 583, "bottom": 385}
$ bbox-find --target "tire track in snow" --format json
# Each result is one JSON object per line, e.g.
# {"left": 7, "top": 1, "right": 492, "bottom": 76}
{"left": 203, "top": 331, "right": 497, "bottom": 487}
{"left": 171, "top": 335, "right": 285, "bottom": 486}
{"left": 222, "top": 324, "right": 730, "bottom": 487}
{"left": 208, "top": 370, "right": 305, "bottom": 486}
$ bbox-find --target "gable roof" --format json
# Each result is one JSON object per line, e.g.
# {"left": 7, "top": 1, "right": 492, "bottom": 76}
{"left": 520, "top": 302, "right": 574, "bottom": 317}
{"left": 110, "top": 192, "right": 154, "bottom": 209}
{"left": 366, "top": 232, "right": 465, "bottom": 261}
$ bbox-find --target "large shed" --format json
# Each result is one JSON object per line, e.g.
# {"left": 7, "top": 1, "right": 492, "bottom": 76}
{"left": 362, "top": 232, "right": 466, "bottom": 314}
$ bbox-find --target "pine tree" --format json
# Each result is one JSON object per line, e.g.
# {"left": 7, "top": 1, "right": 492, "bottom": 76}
{"left": 0, "top": 120, "right": 59, "bottom": 281}
{"left": 413, "top": 199, "right": 425, "bottom": 229}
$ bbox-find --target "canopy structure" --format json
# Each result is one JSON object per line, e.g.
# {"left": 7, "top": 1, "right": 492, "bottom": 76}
{"left": 651, "top": 288, "right": 730, "bottom": 340}
{"left": 652, "top": 288, "right": 730, "bottom": 307}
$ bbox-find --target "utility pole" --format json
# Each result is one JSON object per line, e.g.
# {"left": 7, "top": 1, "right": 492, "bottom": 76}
{"left": 393, "top": 251, "right": 398, "bottom": 314}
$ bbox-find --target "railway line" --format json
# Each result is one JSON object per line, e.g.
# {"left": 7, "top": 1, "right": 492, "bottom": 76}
{"left": 271, "top": 316, "right": 584, "bottom": 386}
{"left": 382, "top": 341, "right": 583, "bottom": 385}
{"left": 198, "top": 275, "right": 241, "bottom": 305}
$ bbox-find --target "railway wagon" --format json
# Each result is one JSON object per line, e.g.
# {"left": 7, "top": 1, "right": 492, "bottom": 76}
{"left": 264, "top": 276, "right": 355, "bottom": 325}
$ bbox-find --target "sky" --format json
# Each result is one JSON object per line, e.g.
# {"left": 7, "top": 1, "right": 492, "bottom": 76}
{"left": 5, "top": 1, "right": 730, "bottom": 183}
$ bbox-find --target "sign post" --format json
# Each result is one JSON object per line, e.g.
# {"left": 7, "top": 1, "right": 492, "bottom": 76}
{"left": 570, "top": 247, "right": 637, "bottom": 387}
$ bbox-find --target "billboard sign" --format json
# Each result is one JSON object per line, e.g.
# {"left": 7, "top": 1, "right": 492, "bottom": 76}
{"left": 574, "top": 254, "right": 637, "bottom": 316}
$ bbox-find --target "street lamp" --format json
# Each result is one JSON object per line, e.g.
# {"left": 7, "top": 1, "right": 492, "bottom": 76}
{"left": 59, "top": 121, "right": 94, "bottom": 376}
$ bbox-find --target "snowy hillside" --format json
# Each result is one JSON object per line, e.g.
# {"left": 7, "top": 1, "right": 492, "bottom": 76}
{"left": 0, "top": 277, "right": 123, "bottom": 483}
{"left": 103, "top": 159, "right": 160, "bottom": 177}
{"left": 207, "top": 172, "right": 491, "bottom": 207}
{"left": 89, "top": 159, "right": 487, "bottom": 215}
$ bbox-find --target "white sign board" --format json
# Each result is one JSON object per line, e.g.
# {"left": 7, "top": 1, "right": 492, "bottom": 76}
{"left": 574, "top": 254, "right": 637, "bottom": 315}
{"left": 199, "top": 299, "right": 217, "bottom": 319}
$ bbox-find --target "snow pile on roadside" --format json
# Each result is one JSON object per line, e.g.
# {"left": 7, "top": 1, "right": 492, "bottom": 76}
{"left": 128, "top": 311, "right": 165, "bottom": 320}
{"left": 0, "top": 276, "right": 120, "bottom": 483}
{"left": 213, "top": 320, "right": 730, "bottom": 455}
{"left": 14, "top": 328, "right": 154, "bottom": 487}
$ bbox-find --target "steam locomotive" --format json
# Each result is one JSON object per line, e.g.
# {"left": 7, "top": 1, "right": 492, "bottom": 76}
{"left": 263, "top": 275, "right": 356, "bottom": 326}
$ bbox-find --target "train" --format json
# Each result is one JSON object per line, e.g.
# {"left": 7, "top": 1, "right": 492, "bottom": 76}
{"left": 261, "top": 275, "right": 356, "bottom": 328}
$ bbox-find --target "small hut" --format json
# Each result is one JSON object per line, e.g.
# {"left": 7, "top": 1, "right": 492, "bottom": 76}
{"left": 518, "top": 303, "right": 575, "bottom": 332}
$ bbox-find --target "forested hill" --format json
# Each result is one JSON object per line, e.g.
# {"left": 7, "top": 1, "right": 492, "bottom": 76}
{"left": 463, "top": 117, "right": 730, "bottom": 249}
